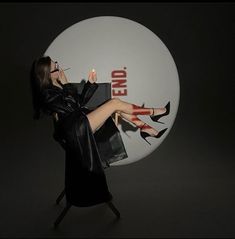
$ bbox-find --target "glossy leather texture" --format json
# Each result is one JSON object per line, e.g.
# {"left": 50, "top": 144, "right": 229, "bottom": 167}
{"left": 41, "top": 80, "right": 128, "bottom": 206}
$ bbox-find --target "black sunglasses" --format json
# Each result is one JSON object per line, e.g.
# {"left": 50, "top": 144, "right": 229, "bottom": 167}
{"left": 50, "top": 61, "right": 71, "bottom": 73}
{"left": 50, "top": 61, "right": 59, "bottom": 73}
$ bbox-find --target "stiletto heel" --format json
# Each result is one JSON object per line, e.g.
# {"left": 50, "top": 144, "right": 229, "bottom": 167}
{"left": 150, "top": 101, "right": 170, "bottom": 124}
{"left": 119, "top": 117, "right": 138, "bottom": 138}
{"left": 139, "top": 123, "right": 168, "bottom": 145}
{"left": 140, "top": 131, "right": 151, "bottom": 145}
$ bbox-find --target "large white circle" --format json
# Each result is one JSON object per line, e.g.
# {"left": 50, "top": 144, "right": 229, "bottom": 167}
{"left": 44, "top": 16, "right": 180, "bottom": 166}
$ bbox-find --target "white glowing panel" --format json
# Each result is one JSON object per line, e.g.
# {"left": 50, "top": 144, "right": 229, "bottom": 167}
{"left": 44, "top": 16, "right": 180, "bottom": 166}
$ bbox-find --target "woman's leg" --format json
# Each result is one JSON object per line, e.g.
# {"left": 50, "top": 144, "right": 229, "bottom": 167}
{"left": 86, "top": 98, "right": 118, "bottom": 133}
{"left": 118, "top": 112, "right": 146, "bottom": 128}
{"left": 86, "top": 98, "right": 165, "bottom": 133}
{"left": 118, "top": 112, "right": 159, "bottom": 135}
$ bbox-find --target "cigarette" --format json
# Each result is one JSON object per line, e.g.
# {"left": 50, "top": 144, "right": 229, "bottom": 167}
{"left": 63, "top": 68, "right": 71, "bottom": 71}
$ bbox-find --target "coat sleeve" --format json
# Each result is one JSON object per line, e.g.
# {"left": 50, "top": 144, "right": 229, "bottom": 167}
{"left": 78, "top": 80, "right": 99, "bottom": 107}
{"left": 61, "top": 83, "right": 79, "bottom": 102}
{"left": 41, "top": 89, "right": 74, "bottom": 116}
{"left": 62, "top": 80, "right": 99, "bottom": 107}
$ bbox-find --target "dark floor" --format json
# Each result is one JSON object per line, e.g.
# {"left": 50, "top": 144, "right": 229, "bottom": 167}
{"left": 1, "top": 111, "right": 234, "bottom": 237}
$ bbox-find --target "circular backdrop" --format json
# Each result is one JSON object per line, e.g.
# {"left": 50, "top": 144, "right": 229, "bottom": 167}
{"left": 44, "top": 16, "right": 180, "bottom": 166}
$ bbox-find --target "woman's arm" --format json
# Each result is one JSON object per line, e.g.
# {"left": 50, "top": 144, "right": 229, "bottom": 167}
{"left": 58, "top": 67, "right": 69, "bottom": 84}
{"left": 78, "top": 69, "right": 98, "bottom": 106}
{"left": 56, "top": 68, "right": 98, "bottom": 106}
{"left": 88, "top": 69, "right": 97, "bottom": 84}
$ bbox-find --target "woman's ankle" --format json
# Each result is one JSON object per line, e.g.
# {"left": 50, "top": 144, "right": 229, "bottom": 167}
{"left": 138, "top": 123, "right": 152, "bottom": 130}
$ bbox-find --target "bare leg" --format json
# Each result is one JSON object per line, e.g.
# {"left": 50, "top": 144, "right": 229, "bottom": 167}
{"left": 118, "top": 112, "right": 159, "bottom": 136}
{"left": 116, "top": 101, "right": 166, "bottom": 116}
{"left": 86, "top": 99, "right": 118, "bottom": 133}
{"left": 86, "top": 98, "right": 166, "bottom": 134}
{"left": 118, "top": 112, "right": 146, "bottom": 128}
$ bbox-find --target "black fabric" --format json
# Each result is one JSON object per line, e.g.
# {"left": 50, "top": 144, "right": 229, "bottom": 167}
{"left": 41, "top": 80, "right": 128, "bottom": 207}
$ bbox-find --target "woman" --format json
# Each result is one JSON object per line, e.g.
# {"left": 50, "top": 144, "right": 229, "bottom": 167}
{"left": 30, "top": 56, "right": 170, "bottom": 207}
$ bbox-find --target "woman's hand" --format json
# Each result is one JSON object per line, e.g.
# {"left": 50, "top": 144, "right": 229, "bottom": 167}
{"left": 88, "top": 69, "right": 97, "bottom": 83}
{"left": 58, "top": 67, "right": 69, "bottom": 84}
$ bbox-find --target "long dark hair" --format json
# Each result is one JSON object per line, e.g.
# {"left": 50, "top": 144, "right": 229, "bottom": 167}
{"left": 30, "top": 56, "right": 53, "bottom": 120}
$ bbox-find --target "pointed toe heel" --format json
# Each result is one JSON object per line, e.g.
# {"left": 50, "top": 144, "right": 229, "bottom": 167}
{"left": 140, "top": 131, "right": 152, "bottom": 145}
{"left": 150, "top": 101, "right": 170, "bottom": 124}
{"left": 139, "top": 123, "right": 168, "bottom": 145}
{"left": 155, "top": 128, "right": 168, "bottom": 138}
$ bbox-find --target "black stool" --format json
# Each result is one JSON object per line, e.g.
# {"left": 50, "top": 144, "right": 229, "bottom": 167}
{"left": 54, "top": 188, "right": 120, "bottom": 228}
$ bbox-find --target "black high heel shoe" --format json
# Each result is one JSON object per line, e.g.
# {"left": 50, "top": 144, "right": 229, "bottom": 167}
{"left": 139, "top": 123, "right": 168, "bottom": 145}
{"left": 150, "top": 101, "right": 170, "bottom": 124}
{"left": 119, "top": 117, "right": 138, "bottom": 138}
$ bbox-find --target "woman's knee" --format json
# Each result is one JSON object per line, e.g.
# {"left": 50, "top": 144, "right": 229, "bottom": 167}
{"left": 111, "top": 97, "right": 122, "bottom": 111}
{"left": 111, "top": 97, "right": 121, "bottom": 103}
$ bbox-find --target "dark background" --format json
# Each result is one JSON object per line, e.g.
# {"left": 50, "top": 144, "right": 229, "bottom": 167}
{"left": 0, "top": 2, "right": 234, "bottom": 238}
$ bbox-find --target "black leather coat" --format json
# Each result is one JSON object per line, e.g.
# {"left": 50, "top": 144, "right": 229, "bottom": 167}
{"left": 41, "top": 80, "right": 128, "bottom": 207}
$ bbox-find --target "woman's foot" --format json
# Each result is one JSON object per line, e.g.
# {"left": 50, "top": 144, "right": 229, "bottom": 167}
{"left": 139, "top": 123, "right": 168, "bottom": 145}
{"left": 151, "top": 107, "right": 167, "bottom": 116}
{"left": 150, "top": 102, "right": 170, "bottom": 124}
{"left": 139, "top": 123, "right": 159, "bottom": 136}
